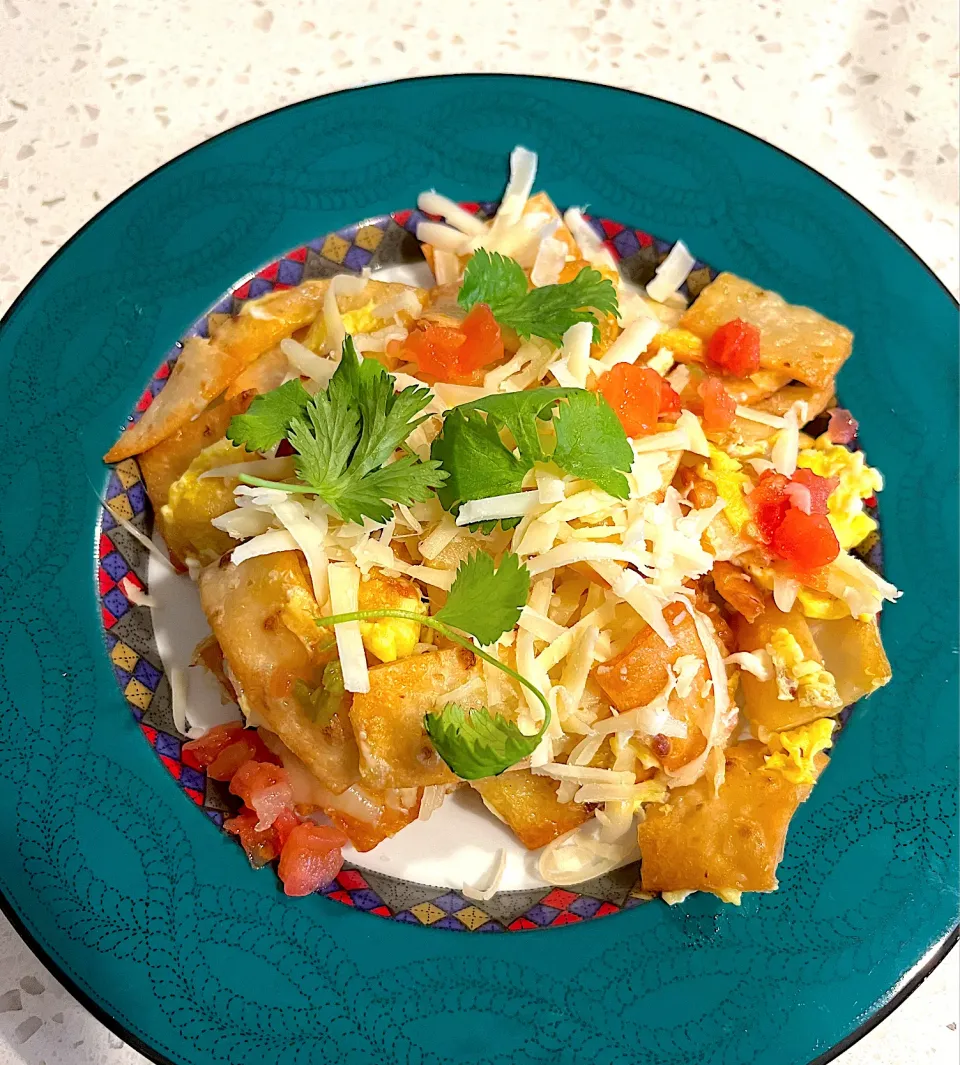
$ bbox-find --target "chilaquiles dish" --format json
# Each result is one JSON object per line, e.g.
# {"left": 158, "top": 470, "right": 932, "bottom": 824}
{"left": 105, "top": 147, "right": 899, "bottom": 903}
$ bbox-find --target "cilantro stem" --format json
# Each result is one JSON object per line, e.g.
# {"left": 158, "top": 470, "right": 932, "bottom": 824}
{"left": 236, "top": 473, "right": 317, "bottom": 494}
{"left": 317, "top": 608, "right": 552, "bottom": 739}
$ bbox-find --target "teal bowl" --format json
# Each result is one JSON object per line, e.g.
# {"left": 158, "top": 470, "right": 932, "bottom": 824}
{"left": 0, "top": 75, "right": 956, "bottom": 1065}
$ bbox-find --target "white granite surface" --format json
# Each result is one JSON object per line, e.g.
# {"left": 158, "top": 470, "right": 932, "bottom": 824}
{"left": 0, "top": 0, "right": 956, "bottom": 1062}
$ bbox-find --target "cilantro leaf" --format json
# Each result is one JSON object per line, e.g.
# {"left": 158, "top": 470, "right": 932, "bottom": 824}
{"left": 430, "top": 407, "right": 529, "bottom": 518}
{"left": 552, "top": 390, "right": 633, "bottom": 498}
{"left": 459, "top": 250, "right": 619, "bottom": 344}
{"left": 424, "top": 703, "right": 542, "bottom": 780}
{"left": 464, "top": 387, "right": 578, "bottom": 462}
{"left": 232, "top": 337, "right": 446, "bottom": 523}
{"left": 325, "top": 455, "right": 448, "bottom": 525}
{"left": 458, "top": 249, "right": 528, "bottom": 315}
{"left": 431, "top": 385, "right": 633, "bottom": 516}
{"left": 317, "top": 550, "right": 548, "bottom": 778}
{"left": 435, "top": 550, "right": 529, "bottom": 645}
{"left": 226, "top": 379, "right": 312, "bottom": 452}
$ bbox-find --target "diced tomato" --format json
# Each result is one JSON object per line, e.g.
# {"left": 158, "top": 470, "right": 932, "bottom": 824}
{"left": 229, "top": 761, "right": 294, "bottom": 830}
{"left": 273, "top": 808, "right": 300, "bottom": 849}
{"left": 458, "top": 303, "right": 504, "bottom": 372}
{"left": 400, "top": 324, "right": 467, "bottom": 381}
{"left": 789, "top": 468, "right": 839, "bottom": 516}
{"left": 397, "top": 304, "right": 503, "bottom": 385}
{"left": 184, "top": 722, "right": 279, "bottom": 781}
{"left": 697, "top": 376, "right": 736, "bottom": 431}
{"left": 706, "top": 319, "right": 761, "bottom": 377}
{"left": 771, "top": 509, "right": 840, "bottom": 571}
{"left": 277, "top": 823, "right": 349, "bottom": 897}
{"left": 596, "top": 363, "right": 679, "bottom": 437}
{"left": 749, "top": 471, "right": 792, "bottom": 544}
{"left": 182, "top": 721, "right": 245, "bottom": 764}
{"left": 658, "top": 379, "right": 682, "bottom": 422}
{"left": 224, "top": 808, "right": 280, "bottom": 868}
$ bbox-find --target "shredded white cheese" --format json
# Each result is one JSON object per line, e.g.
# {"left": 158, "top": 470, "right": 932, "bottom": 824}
{"left": 200, "top": 457, "right": 295, "bottom": 481}
{"left": 735, "top": 405, "right": 788, "bottom": 429}
{"left": 676, "top": 409, "right": 711, "bottom": 457}
{"left": 119, "top": 576, "right": 155, "bottom": 608}
{"left": 416, "top": 220, "right": 472, "bottom": 254}
{"left": 598, "top": 318, "right": 662, "bottom": 368}
{"left": 725, "top": 650, "right": 773, "bottom": 681}
{"left": 281, "top": 337, "right": 338, "bottom": 385}
{"left": 530, "top": 235, "right": 568, "bottom": 287}
{"left": 271, "top": 499, "right": 329, "bottom": 607}
{"left": 462, "top": 848, "right": 507, "bottom": 901}
{"left": 563, "top": 207, "right": 619, "bottom": 271}
{"left": 322, "top": 274, "right": 367, "bottom": 355}
{"left": 417, "top": 190, "right": 487, "bottom": 236}
{"left": 456, "top": 491, "right": 542, "bottom": 526}
{"left": 646, "top": 241, "right": 695, "bottom": 303}
{"left": 418, "top": 785, "right": 449, "bottom": 822}
{"left": 474, "top": 145, "right": 537, "bottom": 252}
{"left": 773, "top": 573, "right": 800, "bottom": 613}
{"left": 432, "top": 249, "right": 461, "bottom": 285}
{"left": 771, "top": 402, "right": 802, "bottom": 476}
{"left": 231, "top": 529, "right": 298, "bottom": 565}
{"left": 418, "top": 514, "right": 459, "bottom": 560}
{"left": 326, "top": 562, "right": 369, "bottom": 694}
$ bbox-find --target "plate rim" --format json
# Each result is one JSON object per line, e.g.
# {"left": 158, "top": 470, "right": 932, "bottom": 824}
{"left": 0, "top": 72, "right": 956, "bottom": 1065}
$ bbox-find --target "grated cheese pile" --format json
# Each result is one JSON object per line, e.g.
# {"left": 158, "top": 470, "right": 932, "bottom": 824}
{"left": 156, "top": 144, "right": 900, "bottom": 906}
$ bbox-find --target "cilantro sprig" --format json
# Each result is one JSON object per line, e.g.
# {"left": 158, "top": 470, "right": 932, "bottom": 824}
{"left": 226, "top": 337, "right": 447, "bottom": 524}
{"left": 317, "top": 551, "right": 551, "bottom": 779}
{"left": 459, "top": 249, "right": 619, "bottom": 344}
{"left": 431, "top": 387, "right": 634, "bottom": 522}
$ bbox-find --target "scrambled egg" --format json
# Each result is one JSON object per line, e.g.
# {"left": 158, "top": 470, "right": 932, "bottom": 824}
{"left": 357, "top": 571, "right": 426, "bottom": 663}
{"left": 767, "top": 628, "right": 843, "bottom": 711}
{"left": 700, "top": 446, "right": 751, "bottom": 533}
{"left": 646, "top": 327, "right": 704, "bottom": 361}
{"left": 282, "top": 585, "right": 334, "bottom": 658}
{"left": 301, "top": 302, "right": 383, "bottom": 353}
{"left": 796, "top": 587, "right": 850, "bottom": 620}
{"left": 161, "top": 438, "right": 258, "bottom": 564}
{"left": 797, "top": 435, "right": 883, "bottom": 550}
{"left": 764, "top": 718, "right": 836, "bottom": 785}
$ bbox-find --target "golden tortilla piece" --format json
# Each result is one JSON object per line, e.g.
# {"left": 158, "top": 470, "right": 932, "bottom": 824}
{"left": 638, "top": 740, "right": 825, "bottom": 894}
{"left": 349, "top": 647, "right": 474, "bottom": 789}
{"left": 199, "top": 551, "right": 360, "bottom": 794}
{"left": 472, "top": 770, "right": 589, "bottom": 850}
{"left": 679, "top": 272, "right": 852, "bottom": 390}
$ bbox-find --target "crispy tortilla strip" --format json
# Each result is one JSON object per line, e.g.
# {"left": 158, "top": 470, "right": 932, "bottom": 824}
{"left": 224, "top": 344, "right": 289, "bottom": 399}
{"left": 350, "top": 648, "right": 474, "bottom": 789}
{"left": 105, "top": 280, "right": 332, "bottom": 461}
{"left": 472, "top": 769, "right": 588, "bottom": 850}
{"left": 261, "top": 730, "right": 421, "bottom": 852}
{"left": 638, "top": 740, "right": 825, "bottom": 894}
{"left": 679, "top": 272, "right": 852, "bottom": 390}
{"left": 595, "top": 603, "right": 711, "bottom": 774}
{"left": 806, "top": 615, "right": 891, "bottom": 706}
{"left": 735, "top": 600, "right": 831, "bottom": 733}
{"left": 106, "top": 279, "right": 428, "bottom": 462}
{"left": 138, "top": 392, "right": 251, "bottom": 514}
{"left": 199, "top": 551, "right": 360, "bottom": 794}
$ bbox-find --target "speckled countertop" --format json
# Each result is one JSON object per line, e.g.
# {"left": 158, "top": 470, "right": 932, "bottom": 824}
{"left": 0, "top": 0, "right": 957, "bottom": 1063}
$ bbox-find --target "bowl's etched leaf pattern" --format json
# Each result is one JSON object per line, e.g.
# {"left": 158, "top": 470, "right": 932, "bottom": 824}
{"left": 0, "top": 77, "right": 955, "bottom": 1065}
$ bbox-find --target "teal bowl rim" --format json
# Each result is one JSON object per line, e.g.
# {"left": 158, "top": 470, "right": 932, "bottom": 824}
{"left": 0, "top": 74, "right": 956, "bottom": 1065}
